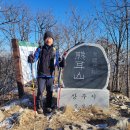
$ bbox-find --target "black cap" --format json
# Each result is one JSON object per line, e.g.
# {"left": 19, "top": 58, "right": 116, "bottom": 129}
{"left": 44, "top": 31, "right": 54, "bottom": 41}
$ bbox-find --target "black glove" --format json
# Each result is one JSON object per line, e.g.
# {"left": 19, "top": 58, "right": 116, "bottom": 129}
{"left": 59, "top": 57, "right": 65, "bottom": 68}
{"left": 58, "top": 57, "right": 61, "bottom": 62}
{"left": 28, "top": 54, "right": 34, "bottom": 63}
{"left": 59, "top": 51, "right": 67, "bottom": 68}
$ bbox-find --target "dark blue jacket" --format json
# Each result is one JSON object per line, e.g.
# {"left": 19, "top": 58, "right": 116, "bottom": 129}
{"left": 34, "top": 44, "right": 62, "bottom": 78}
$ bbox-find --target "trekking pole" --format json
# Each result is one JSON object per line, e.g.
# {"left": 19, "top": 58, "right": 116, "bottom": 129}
{"left": 57, "top": 51, "right": 67, "bottom": 108}
{"left": 57, "top": 66, "right": 62, "bottom": 108}
{"left": 30, "top": 63, "right": 36, "bottom": 130}
{"left": 31, "top": 63, "right": 36, "bottom": 113}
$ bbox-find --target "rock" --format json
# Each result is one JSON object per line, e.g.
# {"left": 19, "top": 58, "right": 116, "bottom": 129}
{"left": 119, "top": 102, "right": 125, "bottom": 106}
{"left": 95, "top": 124, "right": 108, "bottom": 129}
{"left": 20, "top": 98, "right": 33, "bottom": 107}
{"left": 87, "top": 127, "right": 93, "bottom": 130}
{"left": 1, "top": 98, "right": 32, "bottom": 112}
{"left": 111, "top": 114, "right": 117, "bottom": 118}
{"left": 128, "top": 108, "right": 130, "bottom": 114}
{"left": 1, "top": 105, "right": 12, "bottom": 111}
{"left": 115, "top": 118, "right": 128, "bottom": 130}
{"left": 1, "top": 100, "right": 20, "bottom": 111}
{"left": 116, "top": 95, "right": 120, "bottom": 99}
{"left": 86, "top": 124, "right": 96, "bottom": 130}
{"left": 81, "top": 124, "right": 88, "bottom": 129}
{"left": 120, "top": 105, "right": 128, "bottom": 110}
{"left": 0, "top": 110, "right": 5, "bottom": 122}
{"left": 11, "top": 88, "right": 18, "bottom": 94}
{"left": 57, "top": 128, "right": 63, "bottom": 130}
{"left": 88, "top": 113, "right": 94, "bottom": 117}
{"left": 0, "top": 112, "right": 21, "bottom": 129}
{"left": 46, "top": 128, "right": 53, "bottom": 130}
{"left": 64, "top": 125, "right": 71, "bottom": 130}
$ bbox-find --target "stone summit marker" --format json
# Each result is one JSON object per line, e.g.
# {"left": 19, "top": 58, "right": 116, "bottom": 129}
{"left": 58, "top": 43, "right": 110, "bottom": 108}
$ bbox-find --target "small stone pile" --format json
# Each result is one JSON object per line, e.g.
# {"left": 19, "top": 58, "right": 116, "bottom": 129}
{"left": 110, "top": 92, "right": 130, "bottom": 118}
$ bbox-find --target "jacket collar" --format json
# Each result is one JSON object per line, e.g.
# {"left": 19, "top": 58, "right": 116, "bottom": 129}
{"left": 44, "top": 44, "right": 53, "bottom": 50}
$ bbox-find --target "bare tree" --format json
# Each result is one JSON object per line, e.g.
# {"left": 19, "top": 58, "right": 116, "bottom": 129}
{"left": 0, "top": 5, "right": 32, "bottom": 41}
{"left": 124, "top": 0, "right": 130, "bottom": 97}
{"left": 98, "top": 0, "right": 130, "bottom": 93}
{"left": 69, "top": 8, "right": 97, "bottom": 45}
{"left": 0, "top": 5, "right": 20, "bottom": 40}
{"left": 0, "top": 3, "right": 33, "bottom": 102}
{"left": 34, "top": 11, "right": 56, "bottom": 43}
{"left": 52, "top": 24, "right": 72, "bottom": 54}
{"left": 52, "top": 8, "right": 98, "bottom": 54}
{"left": 18, "top": 6, "right": 32, "bottom": 41}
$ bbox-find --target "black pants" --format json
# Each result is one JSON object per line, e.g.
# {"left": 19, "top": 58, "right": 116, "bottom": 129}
{"left": 36, "top": 78, "right": 54, "bottom": 108}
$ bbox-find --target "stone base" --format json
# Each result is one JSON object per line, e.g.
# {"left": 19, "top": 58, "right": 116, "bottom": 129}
{"left": 57, "top": 88, "right": 109, "bottom": 108}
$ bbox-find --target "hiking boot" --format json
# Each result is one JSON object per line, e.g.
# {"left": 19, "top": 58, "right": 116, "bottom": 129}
{"left": 44, "top": 107, "right": 52, "bottom": 114}
{"left": 37, "top": 108, "right": 43, "bottom": 114}
{"left": 36, "top": 100, "right": 43, "bottom": 114}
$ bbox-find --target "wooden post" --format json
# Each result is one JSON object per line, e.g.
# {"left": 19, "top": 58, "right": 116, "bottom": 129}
{"left": 11, "top": 39, "right": 24, "bottom": 98}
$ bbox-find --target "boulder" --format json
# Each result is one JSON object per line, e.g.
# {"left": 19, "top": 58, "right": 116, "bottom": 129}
{"left": 120, "top": 105, "right": 128, "bottom": 110}
{"left": 0, "top": 110, "right": 5, "bottom": 122}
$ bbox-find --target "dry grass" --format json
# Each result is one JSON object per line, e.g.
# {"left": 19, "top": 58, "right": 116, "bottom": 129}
{"left": 48, "top": 105, "right": 111, "bottom": 129}
{"left": 48, "top": 106, "right": 88, "bottom": 129}
{"left": 127, "top": 123, "right": 130, "bottom": 130}
{"left": 1, "top": 103, "right": 48, "bottom": 130}
{"left": 13, "top": 109, "right": 47, "bottom": 130}
{"left": 0, "top": 87, "right": 129, "bottom": 130}
{"left": 0, "top": 102, "right": 129, "bottom": 130}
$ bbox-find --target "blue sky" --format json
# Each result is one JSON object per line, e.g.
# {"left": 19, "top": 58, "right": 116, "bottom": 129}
{"left": 2, "top": 0, "right": 104, "bottom": 48}
{"left": 10, "top": 0, "right": 102, "bottom": 24}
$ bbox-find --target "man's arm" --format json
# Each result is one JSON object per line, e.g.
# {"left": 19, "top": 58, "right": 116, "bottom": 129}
{"left": 33, "top": 47, "right": 41, "bottom": 62}
{"left": 55, "top": 51, "right": 67, "bottom": 68}
{"left": 54, "top": 50, "right": 60, "bottom": 67}
{"left": 28, "top": 47, "right": 41, "bottom": 63}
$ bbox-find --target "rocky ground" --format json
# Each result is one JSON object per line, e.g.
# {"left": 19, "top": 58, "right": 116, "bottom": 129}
{"left": 0, "top": 87, "right": 130, "bottom": 130}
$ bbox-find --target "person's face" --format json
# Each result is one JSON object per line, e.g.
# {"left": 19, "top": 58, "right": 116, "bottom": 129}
{"left": 45, "top": 37, "right": 53, "bottom": 46}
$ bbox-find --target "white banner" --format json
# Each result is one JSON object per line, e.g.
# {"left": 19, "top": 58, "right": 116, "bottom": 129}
{"left": 18, "top": 41, "right": 38, "bottom": 84}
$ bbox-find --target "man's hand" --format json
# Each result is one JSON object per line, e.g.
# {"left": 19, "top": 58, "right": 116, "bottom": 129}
{"left": 62, "top": 51, "right": 67, "bottom": 58}
{"left": 28, "top": 54, "right": 34, "bottom": 63}
{"left": 59, "top": 51, "right": 67, "bottom": 68}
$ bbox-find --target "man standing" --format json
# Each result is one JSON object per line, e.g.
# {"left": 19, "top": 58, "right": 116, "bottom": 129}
{"left": 28, "top": 31, "right": 64, "bottom": 114}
